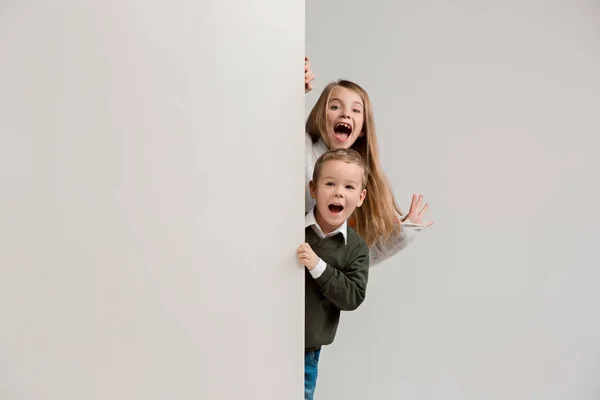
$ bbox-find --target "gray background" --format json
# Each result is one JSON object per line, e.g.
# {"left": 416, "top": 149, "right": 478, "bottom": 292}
{"left": 306, "top": 0, "right": 600, "bottom": 399}
{"left": 0, "top": 1, "right": 304, "bottom": 399}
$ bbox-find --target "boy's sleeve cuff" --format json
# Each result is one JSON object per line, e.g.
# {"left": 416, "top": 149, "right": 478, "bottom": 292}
{"left": 309, "top": 258, "right": 327, "bottom": 279}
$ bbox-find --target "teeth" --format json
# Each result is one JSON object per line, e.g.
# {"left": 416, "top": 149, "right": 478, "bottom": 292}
{"left": 336, "top": 123, "right": 351, "bottom": 129}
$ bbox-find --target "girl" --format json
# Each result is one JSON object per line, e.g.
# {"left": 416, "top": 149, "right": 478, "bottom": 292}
{"left": 304, "top": 62, "right": 432, "bottom": 265}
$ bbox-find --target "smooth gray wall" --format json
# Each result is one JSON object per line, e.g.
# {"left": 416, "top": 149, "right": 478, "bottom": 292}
{"left": 307, "top": 1, "right": 600, "bottom": 399}
{"left": 0, "top": 1, "right": 304, "bottom": 399}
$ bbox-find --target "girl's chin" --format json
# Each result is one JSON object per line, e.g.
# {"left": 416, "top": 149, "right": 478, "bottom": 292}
{"left": 328, "top": 139, "right": 353, "bottom": 150}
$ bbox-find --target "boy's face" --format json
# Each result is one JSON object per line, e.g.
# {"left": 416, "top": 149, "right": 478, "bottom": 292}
{"left": 309, "top": 160, "right": 367, "bottom": 234}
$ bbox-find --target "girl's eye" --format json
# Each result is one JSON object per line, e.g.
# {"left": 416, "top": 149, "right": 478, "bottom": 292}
{"left": 346, "top": 185, "right": 355, "bottom": 190}
{"left": 353, "top": 109, "right": 361, "bottom": 113}
{"left": 330, "top": 105, "right": 340, "bottom": 110}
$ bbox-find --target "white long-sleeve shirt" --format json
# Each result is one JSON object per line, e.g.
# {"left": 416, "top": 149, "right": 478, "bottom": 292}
{"left": 305, "top": 132, "right": 426, "bottom": 266}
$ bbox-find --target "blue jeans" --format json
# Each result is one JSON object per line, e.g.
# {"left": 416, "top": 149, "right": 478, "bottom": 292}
{"left": 304, "top": 348, "right": 321, "bottom": 400}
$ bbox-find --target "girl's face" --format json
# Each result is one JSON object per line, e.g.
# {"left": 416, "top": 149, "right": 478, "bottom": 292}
{"left": 325, "top": 86, "right": 365, "bottom": 149}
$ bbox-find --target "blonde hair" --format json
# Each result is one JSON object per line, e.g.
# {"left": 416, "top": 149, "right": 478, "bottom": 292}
{"left": 312, "top": 148, "right": 369, "bottom": 189}
{"left": 306, "top": 79, "right": 401, "bottom": 246}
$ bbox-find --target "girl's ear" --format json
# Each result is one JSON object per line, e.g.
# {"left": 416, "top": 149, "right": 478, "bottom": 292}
{"left": 309, "top": 180, "right": 317, "bottom": 199}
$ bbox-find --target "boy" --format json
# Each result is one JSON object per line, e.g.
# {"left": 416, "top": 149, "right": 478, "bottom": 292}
{"left": 297, "top": 148, "right": 370, "bottom": 400}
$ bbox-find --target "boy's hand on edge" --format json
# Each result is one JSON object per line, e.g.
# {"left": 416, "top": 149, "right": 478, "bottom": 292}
{"left": 297, "top": 242, "right": 319, "bottom": 270}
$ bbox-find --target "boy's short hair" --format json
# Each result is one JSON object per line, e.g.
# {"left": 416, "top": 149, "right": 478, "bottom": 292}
{"left": 312, "top": 148, "right": 369, "bottom": 189}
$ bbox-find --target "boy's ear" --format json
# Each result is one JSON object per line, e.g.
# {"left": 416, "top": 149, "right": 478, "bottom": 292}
{"left": 309, "top": 180, "right": 317, "bottom": 199}
{"left": 357, "top": 189, "right": 367, "bottom": 207}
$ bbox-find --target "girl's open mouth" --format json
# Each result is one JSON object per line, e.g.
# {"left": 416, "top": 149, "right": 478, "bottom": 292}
{"left": 333, "top": 122, "right": 352, "bottom": 142}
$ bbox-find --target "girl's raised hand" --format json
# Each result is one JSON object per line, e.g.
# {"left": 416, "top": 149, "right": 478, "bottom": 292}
{"left": 402, "top": 194, "right": 433, "bottom": 227}
{"left": 305, "top": 56, "right": 315, "bottom": 93}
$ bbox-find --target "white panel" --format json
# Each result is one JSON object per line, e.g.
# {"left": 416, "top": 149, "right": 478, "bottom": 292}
{"left": 0, "top": 1, "right": 304, "bottom": 399}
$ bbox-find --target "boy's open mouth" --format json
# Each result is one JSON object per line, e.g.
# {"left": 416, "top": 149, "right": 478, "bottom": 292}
{"left": 333, "top": 122, "right": 352, "bottom": 141}
{"left": 328, "top": 203, "right": 344, "bottom": 214}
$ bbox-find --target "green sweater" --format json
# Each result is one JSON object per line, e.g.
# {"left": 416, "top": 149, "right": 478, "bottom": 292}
{"left": 305, "top": 225, "right": 370, "bottom": 349}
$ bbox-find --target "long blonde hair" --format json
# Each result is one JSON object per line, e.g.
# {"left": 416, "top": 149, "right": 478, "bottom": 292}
{"left": 306, "top": 80, "right": 401, "bottom": 247}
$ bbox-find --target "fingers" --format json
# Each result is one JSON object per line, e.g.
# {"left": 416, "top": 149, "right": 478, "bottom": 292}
{"left": 410, "top": 194, "right": 433, "bottom": 227}
{"left": 409, "top": 193, "right": 427, "bottom": 210}
{"left": 305, "top": 81, "right": 314, "bottom": 93}
{"left": 304, "top": 59, "right": 311, "bottom": 76}
{"left": 305, "top": 57, "right": 315, "bottom": 93}
{"left": 409, "top": 193, "right": 418, "bottom": 211}
{"left": 297, "top": 243, "right": 313, "bottom": 265}
{"left": 297, "top": 244, "right": 316, "bottom": 267}
{"left": 297, "top": 251, "right": 311, "bottom": 259}
{"left": 415, "top": 194, "right": 423, "bottom": 210}
{"left": 305, "top": 73, "right": 315, "bottom": 92}
{"left": 298, "top": 251, "right": 313, "bottom": 261}
{"left": 297, "top": 242, "right": 312, "bottom": 251}
{"left": 305, "top": 82, "right": 313, "bottom": 93}
{"left": 297, "top": 243, "right": 314, "bottom": 256}
{"left": 297, "top": 245, "right": 309, "bottom": 262}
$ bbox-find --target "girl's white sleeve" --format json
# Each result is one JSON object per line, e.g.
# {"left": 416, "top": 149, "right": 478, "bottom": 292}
{"left": 369, "top": 218, "right": 426, "bottom": 266}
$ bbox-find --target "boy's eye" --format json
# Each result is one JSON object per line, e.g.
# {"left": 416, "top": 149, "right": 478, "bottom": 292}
{"left": 325, "top": 182, "right": 335, "bottom": 186}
